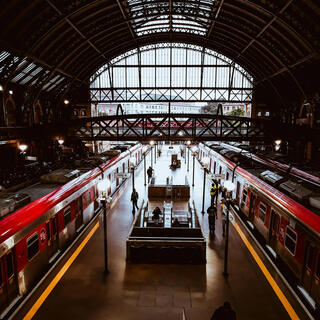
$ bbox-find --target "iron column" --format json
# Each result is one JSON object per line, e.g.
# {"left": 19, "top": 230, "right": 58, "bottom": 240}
{"left": 101, "top": 199, "right": 109, "bottom": 274}
{"left": 144, "top": 153, "right": 146, "bottom": 186}
{"left": 201, "top": 168, "right": 206, "bottom": 214}
{"left": 223, "top": 199, "right": 230, "bottom": 277}
{"left": 192, "top": 154, "right": 195, "bottom": 187}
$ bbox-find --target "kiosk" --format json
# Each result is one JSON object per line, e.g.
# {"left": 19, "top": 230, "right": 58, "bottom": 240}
{"left": 126, "top": 176, "right": 206, "bottom": 264}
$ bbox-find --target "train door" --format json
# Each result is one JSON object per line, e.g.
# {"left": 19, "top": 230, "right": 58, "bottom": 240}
{"left": 116, "top": 168, "right": 119, "bottom": 186}
{"left": 48, "top": 215, "right": 59, "bottom": 262}
{"left": 75, "top": 197, "right": 83, "bottom": 232}
{"left": 302, "top": 243, "right": 318, "bottom": 298}
{"left": 236, "top": 181, "right": 241, "bottom": 203}
{"left": 248, "top": 193, "right": 256, "bottom": 220}
{"left": 0, "top": 251, "right": 18, "bottom": 312}
{"left": 268, "top": 209, "right": 280, "bottom": 250}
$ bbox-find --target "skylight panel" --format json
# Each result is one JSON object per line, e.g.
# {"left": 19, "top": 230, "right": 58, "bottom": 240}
{"left": 29, "top": 66, "right": 43, "bottom": 77}
{"left": 0, "top": 51, "right": 10, "bottom": 63}
{"left": 19, "top": 75, "right": 33, "bottom": 85}
{"left": 12, "top": 73, "right": 25, "bottom": 82}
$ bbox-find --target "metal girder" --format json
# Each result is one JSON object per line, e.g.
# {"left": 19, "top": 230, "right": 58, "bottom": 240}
{"left": 256, "top": 52, "right": 320, "bottom": 85}
{"left": 207, "top": 0, "right": 224, "bottom": 38}
{"left": 75, "top": 34, "right": 265, "bottom": 82}
{"left": 0, "top": 0, "right": 318, "bottom": 108}
{"left": 59, "top": 113, "right": 320, "bottom": 143}
{"left": 2, "top": 114, "right": 320, "bottom": 144}
{"left": 116, "top": 0, "right": 136, "bottom": 40}
{"left": 52, "top": 0, "right": 310, "bottom": 79}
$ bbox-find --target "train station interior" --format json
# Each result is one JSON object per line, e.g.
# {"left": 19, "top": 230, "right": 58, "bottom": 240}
{"left": 0, "top": 1, "right": 320, "bottom": 320}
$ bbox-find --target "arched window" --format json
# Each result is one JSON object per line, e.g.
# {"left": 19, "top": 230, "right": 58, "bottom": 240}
{"left": 90, "top": 43, "right": 252, "bottom": 103}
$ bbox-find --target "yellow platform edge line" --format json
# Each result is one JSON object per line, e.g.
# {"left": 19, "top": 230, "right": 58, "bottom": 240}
{"left": 234, "top": 221, "right": 300, "bottom": 320}
{"left": 23, "top": 221, "right": 100, "bottom": 320}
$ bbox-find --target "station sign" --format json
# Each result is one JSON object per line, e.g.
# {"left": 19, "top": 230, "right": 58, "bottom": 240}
{"left": 210, "top": 174, "right": 225, "bottom": 179}
{"left": 115, "top": 173, "right": 130, "bottom": 179}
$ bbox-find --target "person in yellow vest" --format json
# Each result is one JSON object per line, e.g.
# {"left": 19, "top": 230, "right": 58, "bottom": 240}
{"left": 210, "top": 180, "right": 220, "bottom": 205}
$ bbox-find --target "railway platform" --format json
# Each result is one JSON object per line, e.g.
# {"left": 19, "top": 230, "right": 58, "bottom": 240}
{"left": 12, "top": 145, "right": 311, "bottom": 320}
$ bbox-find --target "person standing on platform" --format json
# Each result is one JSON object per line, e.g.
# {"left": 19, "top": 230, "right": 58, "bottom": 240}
{"left": 210, "top": 182, "right": 218, "bottom": 205}
{"left": 211, "top": 301, "right": 236, "bottom": 320}
{"left": 207, "top": 204, "right": 217, "bottom": 237}
{"left": 131, "top": 188, "right": 139, "bottom": 214}
{"left": 147, "top": 166, "right": 153, "bottom": 183}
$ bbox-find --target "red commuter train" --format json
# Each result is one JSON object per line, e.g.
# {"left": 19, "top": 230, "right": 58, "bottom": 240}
{"left": 198, "top": 142, "right": 320, "bottom": 313}
{"left": 0, "top": 144, "right": 143, "bottom": 317}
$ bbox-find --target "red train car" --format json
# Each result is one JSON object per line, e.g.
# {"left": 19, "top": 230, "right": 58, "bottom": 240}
{"left": 0, "top": 144, "right": 143, "bottom": 317}
{"left": 199, "top": 142, "right": 320, "bottom": 312}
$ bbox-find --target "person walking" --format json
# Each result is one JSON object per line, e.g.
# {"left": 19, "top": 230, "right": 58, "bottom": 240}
{"left": 211, "top": 301, "right": 236, "bottom": 320}
{"left": 147, "top": 166, "right": 153, "bottom": 183}
{"left": 207, "top": 204, "right": 217, "bottom": 237}
{"left": 131, "top": 188, "right": 139, "bottom": 214}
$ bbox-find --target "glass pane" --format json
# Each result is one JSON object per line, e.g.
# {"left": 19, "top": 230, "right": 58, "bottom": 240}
{"left": 316, "top": 254, "right": 320, "bottom": 278}
{"left": 6, "top": 252, "right": 13, "bottom": 278}
{"left": 113, "top": 67, "right": 126, "bottom": 88}
{"left": 141, "top": 50, "right": 155, "bottom": 65}
{"left": 156, "top": 67, "right": 170, "bottom": 87}
{"left": 285, "top": 236, "right": 295, "bottom": 255}
{"left": 172, "top": 48, "right": 186, "bottom": 65}
{"left": 203, "top": 67, "right": 216, "bottom": 87}
{"left": 172, "top": 67, "right": 186, "bottom": 87}
{"left": 141, "top": 67, "right": 155, "bottom": 87}
{"left": 127, "top": 67, "right": 139, "bottom": 87}
{"left": 156, "top": 48, "right": 170, "bottom": 65}
{"left": 46, "top": 222, "right": 51, "bottom": 241}
{"left": 216, "top": 67, "right": 229, "bottom": 87}
{"left": 126, "top": 54, "right": 138, "bottom": 65}
{"left": 307, "top": 247, "right": 314, "bottom": 269}
{"left": 27, "top": 233, "right": 39, "bottom": 260}
{"left": 187, "top": 50, "right": 202, "bottom": 65}
{"left": 186, "top": 67, "right": 201, "bottom": 87}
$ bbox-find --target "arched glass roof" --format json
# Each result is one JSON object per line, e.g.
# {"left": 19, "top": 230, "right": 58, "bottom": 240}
{"left": 90, "top": 43, "right": 253, "bottom": 103}
{"left": 127, "top": 0, "right": 215, "bottom": 36}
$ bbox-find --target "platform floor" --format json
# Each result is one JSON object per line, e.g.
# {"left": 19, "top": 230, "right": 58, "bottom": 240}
{"left": 16, "top": 145, "right": 308, "bottom": 320}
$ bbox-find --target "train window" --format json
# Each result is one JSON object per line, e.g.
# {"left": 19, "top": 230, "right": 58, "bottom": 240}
{"left": 226, "top": 172, "right": 229, "bottom": 180}
{"left": 6, "top": 252, "right": 14, "bottom": 279}
{"left": 75, "top": 199, "right": 78, "bottom": 216}
{"left": 284, "top": 226, "right": 297, "bottom": 255}
{"left": 242, "top": 189, "right": 247, "bottom": 204}
{"left": 52, "top": 217, "right": 57, "bottom": 236}
{"left": 27, "top": 233, "right": 39, "bottom": 260}
{"left": 213, "top": 161, "right": 216, "bottom": 174}
{"left": 272, "top": 212, "right": 280, "bottom": 234}
{"left": 81, "top": 109, "right": 87, "bottom": 116}
{"left": 316, "top": 254, "right": 320, "bottom": 278}
{"left": 258, "top": 203, "right": 267, "bottom": 223}
{"left": 73, "top": 110, "right": 79, "bottom": 116}
{"left": 64, "top": 207, "right": 72, "bottom": 226}
{"left": 46, "top": 221, "right": 51, "bottom": 242}
{"left": 307, "top": 246, "right": 315, "bottom": 270}
{"left": 86, "top": 192, "right": 91, "bottom": 207}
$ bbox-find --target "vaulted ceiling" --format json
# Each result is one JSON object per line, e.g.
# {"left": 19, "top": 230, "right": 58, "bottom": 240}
{"left": 0, "top": 0, "right": 319, "bottom": 103}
